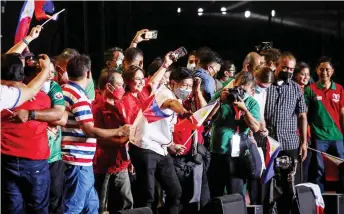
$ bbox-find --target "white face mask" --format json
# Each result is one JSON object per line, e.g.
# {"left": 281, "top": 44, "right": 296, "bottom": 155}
{"left": 187, "top": 63, "right": 196, "bottom": 71}
{"left": 41, "top": 80, "right": 51, "bottom": 94}
{"left": 116, "top": 58, "right": 123, "bottom": 68}
{"left": 255, "top": 85, "right": 266, "bottom": 94}
{"left": 175, "top": 88, "right": 192, "bottom": 101}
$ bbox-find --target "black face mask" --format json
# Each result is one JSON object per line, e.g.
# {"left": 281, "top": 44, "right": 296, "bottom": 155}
{"left": 278, "top": 71, "right": 293, "bottom": 81}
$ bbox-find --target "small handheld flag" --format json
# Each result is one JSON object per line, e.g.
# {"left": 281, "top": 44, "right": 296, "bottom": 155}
{"left": 41, "top": 8, "right": 65, "bottom": 27}
{"left": 263, "top": 136, "right": 281, "bottom": 184}
{"left": 174, "top": 99, "right": 218, "bottom": 132}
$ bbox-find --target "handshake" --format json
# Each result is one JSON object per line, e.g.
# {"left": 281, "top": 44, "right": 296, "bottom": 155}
{"left": 116, "top": 124, "right": 131, "bottom": 137}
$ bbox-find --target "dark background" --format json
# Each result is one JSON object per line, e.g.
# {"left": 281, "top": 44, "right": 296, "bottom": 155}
{"left": 1, "top": 1, "right": 344, "bottom": 83}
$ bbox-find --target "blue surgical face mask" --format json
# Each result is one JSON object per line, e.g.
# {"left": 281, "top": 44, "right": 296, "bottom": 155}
{"left": 255, "top": 85, "right": 266, "bottom": 94}
{"left": 174, "top": 88, "right": 192, "bottom": 101}
{"left": 41, "top": 80, "right": 51, "bottom": 94}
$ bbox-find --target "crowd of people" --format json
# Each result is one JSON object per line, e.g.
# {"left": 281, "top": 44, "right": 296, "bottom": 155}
{"left": 1, "top": 25, "right": 344, "bottom": 214}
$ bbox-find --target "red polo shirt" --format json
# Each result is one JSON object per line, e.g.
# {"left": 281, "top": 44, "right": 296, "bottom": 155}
{"left": 92, "top": 97, "right": 130, "bottom": 174}
{"left": 1, "top": 91, "right": 50, "bottom": 160}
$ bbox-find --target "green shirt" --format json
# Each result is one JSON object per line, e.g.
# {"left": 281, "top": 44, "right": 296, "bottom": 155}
{"left": 210, "top": 96, "right": 261, "bottom": 154}
{"left": 210, "top": 78, "right": 235, "bottom": 102}
{"left": 304, "top": 81, "right": 344, "bottom": 140}
{"left": 47, "top": 81, "right": 65, "bottom": 163}
{"left": 117, "top": 65, "right": 124, "bottom": 74}
{"left": 85, "top": 77, "right": 96, "bottom": 101}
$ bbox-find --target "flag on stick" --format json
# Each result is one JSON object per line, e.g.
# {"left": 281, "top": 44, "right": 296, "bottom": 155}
{"left": 174, "top": 99, "right": 218, "bottom": 132}
{"left": 263, "top": 136, "right": 281, "bottom": 184}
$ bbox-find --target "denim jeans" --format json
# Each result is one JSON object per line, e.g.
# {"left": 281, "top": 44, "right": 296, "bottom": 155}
{"left": 64, "top": 164, "right": 99, "bottom": 214}
{"left": 94, "top": 169, "right": 133, "bottom": 213}
{"left": 314, "top": 140, "right": 344, "bottom": 192}
{"left": 1, "top": 155, "right": 50, "bottom": 214}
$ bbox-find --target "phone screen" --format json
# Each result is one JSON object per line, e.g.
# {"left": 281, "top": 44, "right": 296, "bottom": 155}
{"left": 170, "top": 47, "right": 188, "bottom": 61}
{"left": 144, "top": 31, "right": 158, "bottom": 39}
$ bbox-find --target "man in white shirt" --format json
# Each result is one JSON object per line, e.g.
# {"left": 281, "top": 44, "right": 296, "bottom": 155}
{"left": 129, "top": 85, "right": 191, "bottom": 214}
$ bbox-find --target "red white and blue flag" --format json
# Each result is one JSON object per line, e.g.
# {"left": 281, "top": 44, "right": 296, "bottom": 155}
{"left": 14, "top": 0, "right": 56, "bottom": 45}
{"left": 263, "top": 136, "right": 281, "bottom": 184}
{"left": 34, "top": 0, "right": 55, "bottom": 21}
{"left": 174, "top": 99, "right": 219, "bottom": 132}
{"left": 14, "top": 0, "right": 35, "bottom": 45}
{"left": 141, "top": 94, "right": 171, "bottom": 124}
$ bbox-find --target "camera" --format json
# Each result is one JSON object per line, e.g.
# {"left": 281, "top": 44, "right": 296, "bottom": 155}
{"left": 226, "top": 86, "right": 246, "bottom": 102}
{"left": 255, "top": 42, "right": 273, "bottom": 52}
{"left": 275, "top": 156, "right": 297, "bottom": 172}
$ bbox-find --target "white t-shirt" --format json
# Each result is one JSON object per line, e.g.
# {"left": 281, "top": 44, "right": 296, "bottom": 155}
{"left": 130, "top": 85, "right": 177, "bottom": 156}
{"left": 0, "top": 85, "right": 21, "bottom": 110}
{"left": 253, "top": 88, "right": 267, "bottom": 120}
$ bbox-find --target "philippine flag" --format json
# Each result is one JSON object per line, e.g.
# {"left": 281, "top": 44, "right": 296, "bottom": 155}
{"left": 263, "top": 136, "right": 281, "bottom": 184}
{"left": 174, "top": 99, "right": 219, "bottom": 132}
{"left": 140, "top": 94, "right": 171, "bottom": 124}
{"left": 14, "top": 0, "right": 35, "bottom": 45}
{"left": 34, "top": 0, "right": 56, "bottom": 21}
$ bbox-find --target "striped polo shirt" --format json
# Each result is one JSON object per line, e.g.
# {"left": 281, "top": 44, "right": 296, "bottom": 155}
{"left": 304, "top": 81, "right": 344, "bottom": 140}
{"left": 62, "top": 81, "right": 96, "bottom": 166}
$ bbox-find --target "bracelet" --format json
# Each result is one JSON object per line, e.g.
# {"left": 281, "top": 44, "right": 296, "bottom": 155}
{"left": 162, "top": 63, "right": 168, "bottom": 69}
{"left": 28, "top": 110, "right": 35, "bottom": 120}
{"left": 23, "top": 38, "right": 29, "bottom": 45}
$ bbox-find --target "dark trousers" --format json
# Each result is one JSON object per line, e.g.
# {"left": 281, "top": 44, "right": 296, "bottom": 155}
{"left": 129, "top": 144, "right": 182, "bottom": 214}
{"left": 208, "top": 153, "right": 245, "bottom": 200}
{"left": 1, "top": 155, "right": 50, "bottom": 214}
{"left": 94, "top": 170, "right": 133, "bottom": 213}
{"left": 173, "top": 156, "right": 211, "bottom": 214}
{"left": 302, "top": 149, "right": 312, "bottom": 183}
{"left": 247, "top": 179, "right": 262, "bottom": 205}
{"left": 49, "top": 160, "right": 65, "bottom": 214}
{"left": 263, "top": 149, "right": 301, "bottom": 214}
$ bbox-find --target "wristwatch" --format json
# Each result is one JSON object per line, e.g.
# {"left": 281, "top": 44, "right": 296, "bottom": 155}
{"left": 28, "top": 110, "right": 36, "bottom": 120}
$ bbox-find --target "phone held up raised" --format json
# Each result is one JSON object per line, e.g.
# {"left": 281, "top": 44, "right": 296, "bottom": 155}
{"left": 144, "top": 30, "right": 158, "bottom": 39}
{"left": 170, "top": 47, "right": 188, "bottom": 62}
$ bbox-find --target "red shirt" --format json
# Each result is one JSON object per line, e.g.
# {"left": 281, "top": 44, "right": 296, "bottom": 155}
{"left": 92, "top": 97, "right": 130, "bottom": 174}
{"left": 121, "top": 85, "right": 151, "bottom": 124}
{"left": 1, "top": 91, "right": 50, "bottom": 160}
{"left": 173, "top": 94, "right": 205, "bottom": 155}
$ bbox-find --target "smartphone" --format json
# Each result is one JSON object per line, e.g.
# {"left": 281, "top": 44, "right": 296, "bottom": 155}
{"left": 144, "top": 30, "right": 158, "bottom": 39}
{"left": 170, "top": 46, "right": 188, "bottom": 62}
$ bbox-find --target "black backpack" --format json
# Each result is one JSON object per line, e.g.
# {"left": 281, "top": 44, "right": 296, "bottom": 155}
{"left": 229, "top": 134, "right": 263, "bottom": 179}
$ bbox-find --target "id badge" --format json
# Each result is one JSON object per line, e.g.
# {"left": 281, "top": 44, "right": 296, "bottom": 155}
{"left": 231, "top": 134, "right": 241, "bottom": 157}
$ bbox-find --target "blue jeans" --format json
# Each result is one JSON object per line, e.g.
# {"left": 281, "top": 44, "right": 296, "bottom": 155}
{"left": 314, "top": 140, "right": 344, "bottom": 192}
{"left": 1, "top": 155, "right": 50, "bottom": 214}
{"left": 64, "top": 164, "right": 99, "bottom": 214}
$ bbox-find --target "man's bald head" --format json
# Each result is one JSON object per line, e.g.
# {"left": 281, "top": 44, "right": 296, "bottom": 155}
{"left": 242, "top": 52, "right": 261, "bottom": 73}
